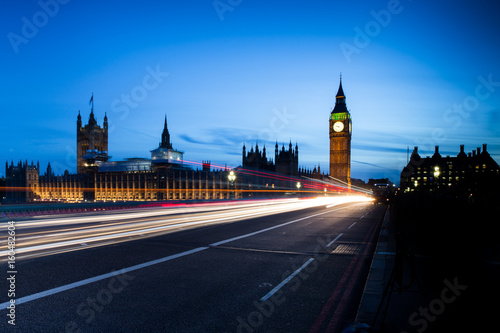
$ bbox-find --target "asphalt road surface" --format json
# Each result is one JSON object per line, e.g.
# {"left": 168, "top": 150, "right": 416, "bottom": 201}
{"left": 1, "top": 197, "right": 386, "bottom": 332}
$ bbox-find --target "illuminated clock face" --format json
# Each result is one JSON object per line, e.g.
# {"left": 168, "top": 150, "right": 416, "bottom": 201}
{"left": 333, "top": 121, "right": 344, "bottom": 132}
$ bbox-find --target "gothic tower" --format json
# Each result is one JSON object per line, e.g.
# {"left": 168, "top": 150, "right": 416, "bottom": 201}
{"left": 275, "top": 141, "right": 299, "bottom": 176}
{"left": 160, "top": 115, "right": 173, "bottom": 149}
{"left": 329, "top": 76, "right": 352, "bottom": 184}
{"left": 77, "top": 96, "right": 109, "bottom": 173}
{"left": 150, "top": 114, "right": 184, "bottom": 165}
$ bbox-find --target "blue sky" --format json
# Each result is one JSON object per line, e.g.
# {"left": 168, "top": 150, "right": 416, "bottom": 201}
{"left": 1, "top": 0, "right": 500, "bottom": 183}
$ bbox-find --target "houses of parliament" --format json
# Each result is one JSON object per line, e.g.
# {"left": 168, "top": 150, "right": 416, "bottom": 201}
{"left": 4, "top": 79, "right": 353, "bottom": 203}
{"left": 6, "top": 110, "right": 240, "bottom": 203}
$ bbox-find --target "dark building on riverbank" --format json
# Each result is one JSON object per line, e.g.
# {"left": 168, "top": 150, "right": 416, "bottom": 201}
{"left": 400, "top": 144, "right": 500, "bottom": 197}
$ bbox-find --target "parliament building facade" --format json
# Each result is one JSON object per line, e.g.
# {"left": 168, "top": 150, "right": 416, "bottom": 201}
{"left": 5, "top": 80, "right": 354, "bottom": 203}
{"left": 5, "top": 108, "right": 328, "bottom": 203}
{"left": 6, "top": 109, "right": 241, "bottom": 203}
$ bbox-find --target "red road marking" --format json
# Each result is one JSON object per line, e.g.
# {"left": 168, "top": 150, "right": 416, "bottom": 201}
{"left": 308, "top": 211, "right": 382, "bottom": 333}
{"left": 325, "top": 219, "right": 380, "bottom": 332}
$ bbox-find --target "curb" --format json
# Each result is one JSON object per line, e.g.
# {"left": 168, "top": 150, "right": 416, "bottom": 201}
{"left": 355, "top": 205, "right": 392, "bottom": 326}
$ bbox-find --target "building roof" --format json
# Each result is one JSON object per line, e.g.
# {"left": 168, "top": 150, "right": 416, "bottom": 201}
{"left": 160, "top": 114, "right": 173, "bottom": 149}
{"left": 336, "top": 76, "right": 345, "bottom": 98}
{"left": 332, "top": 76, "right": 348, "bottom": 114}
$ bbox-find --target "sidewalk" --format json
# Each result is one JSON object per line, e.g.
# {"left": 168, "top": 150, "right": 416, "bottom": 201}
{"left": 355, "top": 202, "right": 500, "bottom": 332}
{"left": 355, "top": 205, "right": 430, "bottom": 332}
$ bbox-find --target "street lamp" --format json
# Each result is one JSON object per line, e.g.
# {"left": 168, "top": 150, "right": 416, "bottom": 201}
{"left": 228, "top": 171, "right": 236, "bottom": 183}
{"left": 296, "top": 182, "right": 301, "bottom": 190}
{"left": 228, "top": 171, "right": 236, "bottom": 199}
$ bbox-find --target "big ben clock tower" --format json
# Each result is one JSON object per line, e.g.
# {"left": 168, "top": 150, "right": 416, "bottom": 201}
{"left": 329, "top": 75, "right": 352, "bottom": 185}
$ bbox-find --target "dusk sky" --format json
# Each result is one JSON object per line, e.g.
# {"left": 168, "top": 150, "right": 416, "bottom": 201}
{"left": 2, "top": 0, "right": 500, "bottom": 183}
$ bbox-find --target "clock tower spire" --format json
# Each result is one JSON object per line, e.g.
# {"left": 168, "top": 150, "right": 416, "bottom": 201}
{"left": 329, "top": 75, "right": 352, "bottom": 186}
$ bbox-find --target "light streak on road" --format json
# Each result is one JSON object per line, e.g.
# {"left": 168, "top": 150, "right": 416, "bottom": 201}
{"left": 1, "top": 196, "right": 372, "bottom": 260}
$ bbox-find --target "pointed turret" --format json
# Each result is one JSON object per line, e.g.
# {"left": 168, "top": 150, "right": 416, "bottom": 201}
{"left": 103, "top": 112, "right": 108, "bottom": 130}
{"left": 150, "top": 114, "right": 184, "bottom": 165}
{"left": 332, "top": 75, "right": 348, "bottom": 113}
{"left": 336, "top": 76, "right": 345, "bottom": 99}
{"left": 77, "top": 110, "right": 82, "bottom": 129}
{"left": 88, "top": 109, "right": 97, "bottom": 126}
{"left": 160, "top": 114, "right": 173, "bottom": 149}
{"left": 46, "top": 162, "right": 53, "bottom": 177}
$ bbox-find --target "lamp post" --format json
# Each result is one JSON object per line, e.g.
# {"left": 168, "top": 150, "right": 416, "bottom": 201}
{"left": 296, "top": 182, "right": 301, "bottom": 197}
{"left": 228, "top": 171, "right": 236, "bottom": 199}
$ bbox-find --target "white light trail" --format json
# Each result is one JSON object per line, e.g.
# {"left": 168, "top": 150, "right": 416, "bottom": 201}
{"left": 0, "top": 196, "right": 371, "bottom": 260}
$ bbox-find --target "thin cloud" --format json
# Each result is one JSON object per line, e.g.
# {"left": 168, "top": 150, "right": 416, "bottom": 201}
{"left": 352, "top": 160, "right": 400, "bottom": 173}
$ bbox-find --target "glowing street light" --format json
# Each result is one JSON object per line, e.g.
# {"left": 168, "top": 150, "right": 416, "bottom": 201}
{"left": 296, "top": 182, "right": 301, "bottom": 190}
{"left": 228, "top": 171, "right": 236, "bottom": 199}
{"left": 228, "top": 171, "right": 236, "bottom": 183}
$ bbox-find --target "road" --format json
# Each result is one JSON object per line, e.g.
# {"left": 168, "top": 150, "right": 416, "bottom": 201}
{"left": 1, "top": 197, "right": 386, "bottom": 332}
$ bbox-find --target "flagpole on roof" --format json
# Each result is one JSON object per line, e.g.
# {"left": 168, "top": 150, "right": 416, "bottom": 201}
{"left": 89, "top": 92, "right": 94, "bottom": 113}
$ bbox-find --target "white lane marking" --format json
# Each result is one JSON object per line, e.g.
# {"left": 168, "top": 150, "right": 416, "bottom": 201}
{"left": 1, "top": 203, "right": 358, "bottom": 310}
{"left": 210, "top": 206, "right": 349, "bottom": 247}
{"left": 359, "top": 211, "right": 370, "bottom": 219}
{"left": 0, "top": 247, "right": 208, "bottom": 310}
{"left": 260, "top": 258, "right": 315, "bottom": 302}
{"left": 348, "top": 222, "right": 357, "bottom": 229}
{"left": 326, "top": 233, "right": 344, "bottom": 248}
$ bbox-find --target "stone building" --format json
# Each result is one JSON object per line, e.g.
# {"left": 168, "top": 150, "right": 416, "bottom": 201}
{"left": 242, "top": 141, "right": 299, "bottom": 176}
{"left": 400, "top": 144, "right": 500, "bottom": 196}
{"left": 329, "top": 76, "right": 352, "bottom": 184}
{"left": 5, "top": 160, "right": 39, "bottom": 202}
{"left": 6, "top": 106, "right": 241, "bottom": 202}
{"left": 77, "top": 103, "right": 109, "bottom": 174}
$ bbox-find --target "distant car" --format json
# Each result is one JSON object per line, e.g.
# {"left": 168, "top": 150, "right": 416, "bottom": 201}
{"left": 372, "top": 183, "right": 392, "bottom": 204}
